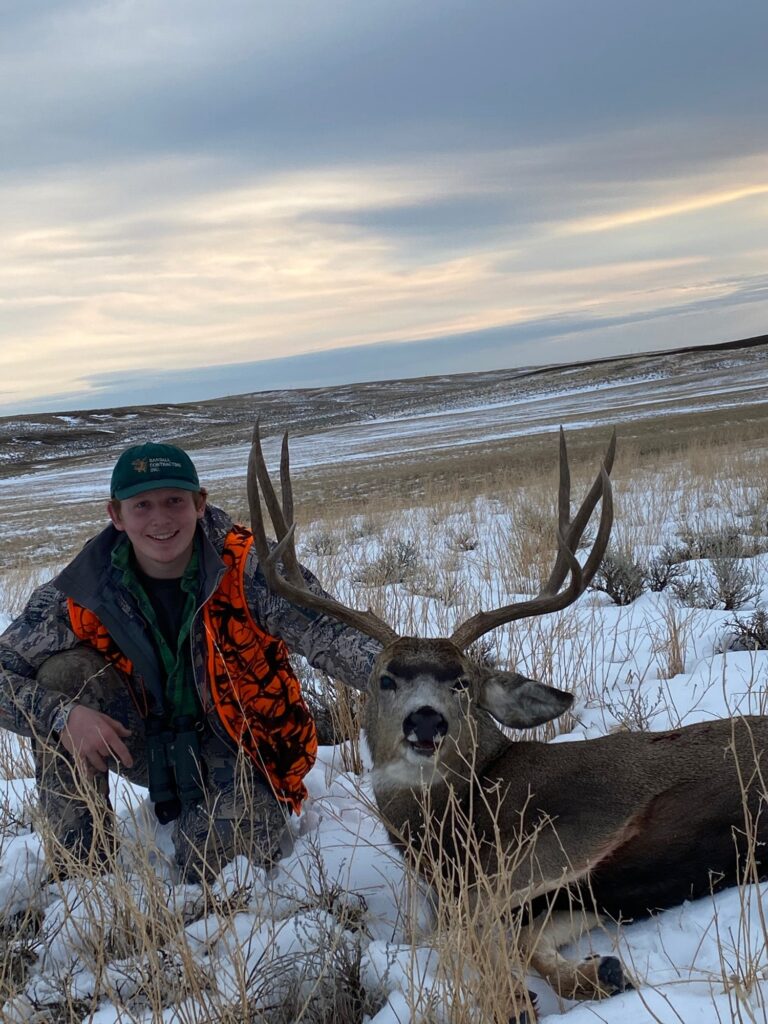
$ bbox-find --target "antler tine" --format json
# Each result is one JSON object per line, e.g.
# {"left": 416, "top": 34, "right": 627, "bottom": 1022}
{"left": 280, "top": 433, "right": 295, "bottom": 535}
{"left": 449, "top": 429, "right": 615, "bottom": 651}
{"left": 247, "top": 423, "right": 400, "bottom": 648}
{"left": 249, "top": 421, "right": 283, "bottom": 534}
{"left": 247, "top": 424, "right": 281, "bottom": 576}
{"left": 543, "top": 427, "right": 616, "bottom": 597}
{"left": 249, "top": 422, "right": 304, "bottom": 588}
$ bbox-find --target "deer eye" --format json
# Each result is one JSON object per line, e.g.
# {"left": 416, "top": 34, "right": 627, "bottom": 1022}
{"left": 379, "top": 674, "right": 397, "bottom": 692}
{"left": 452, "top": 677, "right": 470, "bottom": 693}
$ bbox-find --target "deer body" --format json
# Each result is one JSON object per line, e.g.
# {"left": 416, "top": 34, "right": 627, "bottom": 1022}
{"left": 365, "top": 644, "right": 767, "bottom": 921}
{"left": 246, "top": 424, "right": 768, "bottom": 1019}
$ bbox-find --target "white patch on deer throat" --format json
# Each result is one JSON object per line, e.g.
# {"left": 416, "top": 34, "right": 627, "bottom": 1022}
{"left": 371, "top": 758, "right": 449, "bottom": 793}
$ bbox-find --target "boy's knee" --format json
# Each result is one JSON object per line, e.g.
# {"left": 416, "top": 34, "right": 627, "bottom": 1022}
{"left": 174, "top": 778, "right": 290, "bottom": 883}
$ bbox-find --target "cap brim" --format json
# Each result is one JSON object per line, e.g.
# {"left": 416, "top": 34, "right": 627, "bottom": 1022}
{"left": 112, "top": 479, "right": 201, "bottom": 500}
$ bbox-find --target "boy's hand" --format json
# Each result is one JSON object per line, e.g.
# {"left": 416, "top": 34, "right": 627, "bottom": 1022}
{"left": 60, "top": 705, "right": 134, "bottom": 776}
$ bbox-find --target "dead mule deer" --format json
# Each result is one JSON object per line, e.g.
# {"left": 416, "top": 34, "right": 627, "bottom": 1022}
{"left": 247, "top": 424, "right": 768, "bottom": 1020}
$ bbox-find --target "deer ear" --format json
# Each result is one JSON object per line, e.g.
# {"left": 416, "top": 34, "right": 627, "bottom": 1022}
{"left": 479, "top": 672, "right": 573, "bottom": 728}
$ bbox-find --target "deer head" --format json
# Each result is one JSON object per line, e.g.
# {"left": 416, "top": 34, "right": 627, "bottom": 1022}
{"left": 247, "top": 423, "right": 615, "bottom": 788}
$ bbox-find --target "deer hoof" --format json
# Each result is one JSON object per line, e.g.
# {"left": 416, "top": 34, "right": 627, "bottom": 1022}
{"left": 512, "top": 987, "right": 540, "bottom": 1019}
{"left": 566, "top": 955, "right": 634, "bottom": 1000}
{"left": 508, "top": 988, "right": 538, "bottom": 1023}
{"left": 596, "top": 955, "right": 633, "bottom": 994}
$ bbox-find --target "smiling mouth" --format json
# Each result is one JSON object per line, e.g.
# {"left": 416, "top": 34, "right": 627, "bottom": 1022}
{"left": 148, "top": 531, "right": 179, "bottom": 542}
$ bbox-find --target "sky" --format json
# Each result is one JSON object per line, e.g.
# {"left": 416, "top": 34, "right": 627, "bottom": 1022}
{"left": 2, "top": 0, "right": 768, "bottom": 416}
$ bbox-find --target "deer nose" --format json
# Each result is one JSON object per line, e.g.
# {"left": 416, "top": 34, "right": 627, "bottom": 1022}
{"left": 403, "top": 706, "right": 448, "bottom": 744}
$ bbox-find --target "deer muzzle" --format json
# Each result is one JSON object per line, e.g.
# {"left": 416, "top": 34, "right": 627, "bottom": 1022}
{"left": 403, "top": 706, "right": 448, "bottom": 756}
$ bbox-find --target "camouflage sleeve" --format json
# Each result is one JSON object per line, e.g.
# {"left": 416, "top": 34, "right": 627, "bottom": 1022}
{"left": 243, "top": 547, "right": 381, "bottom": 690}
{"left": 0, "top": 582, "right": 81, "bottom": 737}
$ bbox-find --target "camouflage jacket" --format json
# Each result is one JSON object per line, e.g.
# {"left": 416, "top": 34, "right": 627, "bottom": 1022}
{"left": 0, "top": 504, "right": 381, "bottom": 740}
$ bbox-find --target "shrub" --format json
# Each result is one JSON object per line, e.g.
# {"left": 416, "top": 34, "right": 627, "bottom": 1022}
{"left": 721, "top": 609, "right": 768, "bottom": 651}
{"left": 447, "top": 526, "right": 478, "bottom": 552}
{"left": 674, "top": 524, "right": 744, "bottom": 561}
{"left": 591, "top": 548, "right": 646, "bottom": 606}
{"left": 644, "top": 545, "right": 689, "bottom": 592}
{"left": 672, "top": 561, "right": 759, "bottom": 611}
{"left": 305, "top": 530, "right": 338, "bottom": 556}
{"left": 408, "top": 566, "right": 463, "bottom": 606}
{"left": 709, "top": 554, "right": 760, "bottom": 611}
{"left": 672, "top": 521, "right": 767, "bottom": 562}
{"left": 357, "top": 539, "right": 422, "bottom": 586}
{"left": 604, "top": 677, "right": 666, "bottom": 732}
{"left": 671, "top": 573, "right": 716, "bottom": 609}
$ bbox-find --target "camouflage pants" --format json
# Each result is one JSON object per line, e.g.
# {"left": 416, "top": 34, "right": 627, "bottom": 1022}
{"left": 33, "top": 648, "right": 290, "bottom": 882}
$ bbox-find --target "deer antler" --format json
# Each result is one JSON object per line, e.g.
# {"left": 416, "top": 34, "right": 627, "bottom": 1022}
{"left": 247, "top": 422, "right": 399, "bottom": 647}
{"left": 449, "top": 428, "right": 615, "bottom": 650}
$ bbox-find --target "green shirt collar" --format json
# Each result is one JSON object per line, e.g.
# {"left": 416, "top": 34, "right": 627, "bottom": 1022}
{"left": 111, "top": 533, "right": 200, "bottom": 591}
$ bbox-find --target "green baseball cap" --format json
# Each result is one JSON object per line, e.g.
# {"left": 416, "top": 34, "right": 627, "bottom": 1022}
{"left": 110, "top": 442, "right": 200, "bottom": 500}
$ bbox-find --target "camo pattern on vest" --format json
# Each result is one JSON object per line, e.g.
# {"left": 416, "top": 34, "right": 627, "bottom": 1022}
{"left": 203, "top": 524, "right": 318, "bottom": 812}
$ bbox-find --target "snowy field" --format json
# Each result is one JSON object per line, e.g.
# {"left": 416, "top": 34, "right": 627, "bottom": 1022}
{"left": 1, "top": 372, "right": 768, "bottom": 1022}
{"left": 2, "top": 342, "right": 768, "bottom": 567}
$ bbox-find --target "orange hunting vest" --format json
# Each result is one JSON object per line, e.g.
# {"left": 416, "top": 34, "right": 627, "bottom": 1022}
{"left": 68, "top": 525, "right": 317, "bottom": 812}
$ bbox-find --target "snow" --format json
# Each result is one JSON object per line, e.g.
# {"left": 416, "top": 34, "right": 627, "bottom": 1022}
{"left": 1, "top": 398, "right": 768, "bottom": 1022}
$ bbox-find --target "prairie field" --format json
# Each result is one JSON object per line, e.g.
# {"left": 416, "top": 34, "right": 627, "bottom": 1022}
{"left": 1, "top": 346, "right": 768, "bottom": 1023}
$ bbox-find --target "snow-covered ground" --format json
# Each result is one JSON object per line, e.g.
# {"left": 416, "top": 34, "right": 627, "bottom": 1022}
{"left": 1, "top": 391, "right": 767, "bottom": 1023}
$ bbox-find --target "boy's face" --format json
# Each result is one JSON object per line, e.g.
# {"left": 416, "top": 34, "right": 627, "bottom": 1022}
{"left": 107, "top": 487, "right": 206, "bottom": 578}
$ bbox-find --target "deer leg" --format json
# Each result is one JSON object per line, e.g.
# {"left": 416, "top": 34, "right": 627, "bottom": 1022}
{"left": 519, "top": 909, "right": 635, "bottom": 1001}
{"left": 446, "top": 889, "right": 539, "bottom": 1024}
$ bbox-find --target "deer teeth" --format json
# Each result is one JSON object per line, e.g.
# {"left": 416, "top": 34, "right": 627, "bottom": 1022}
{"left": 409, "top": 740, "right": 437, "bottom": 757}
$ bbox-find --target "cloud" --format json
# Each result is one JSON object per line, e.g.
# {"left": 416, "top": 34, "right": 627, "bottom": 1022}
{"left": 3, "top": 0, "right": 767, "bottom": 176}
{"left": 564, "top": 183, "right": 768, "bottom": 236}
{"left": 2, "top": 139, "right": 768, "bottom": 413}
{"left": 8, "top": 270, "right": 768, "bottom": 415}
{"left": 1, "top": 1, "right": 767, "bottom": 414}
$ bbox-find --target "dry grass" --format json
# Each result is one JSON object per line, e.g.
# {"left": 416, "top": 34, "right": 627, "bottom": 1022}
{"left": 0, "top": 732, "right": 382, "bottom": 1024}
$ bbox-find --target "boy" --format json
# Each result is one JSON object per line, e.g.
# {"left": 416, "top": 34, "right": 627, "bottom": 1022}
{"left": 0, "top": 442, "right": 380, "bottom": 881}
